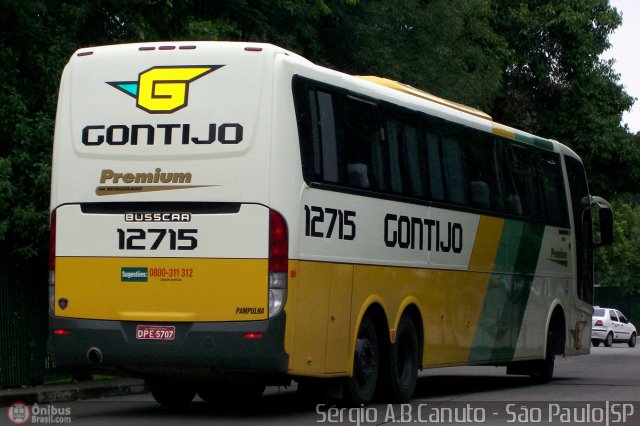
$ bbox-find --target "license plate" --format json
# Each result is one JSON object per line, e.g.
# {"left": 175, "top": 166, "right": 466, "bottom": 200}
{"left": 136, "top": 325, "right": 175, "bottom": 340}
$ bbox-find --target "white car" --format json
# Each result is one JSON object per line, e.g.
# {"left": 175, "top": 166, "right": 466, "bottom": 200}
{"left": 591, "top": 307, "right": 637, "bottom": 347}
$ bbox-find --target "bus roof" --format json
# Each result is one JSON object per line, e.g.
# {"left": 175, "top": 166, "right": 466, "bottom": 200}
{"left": 69, "top": 41, "right": 562, "bottom": 155}
{"left": 354, "top": 75, "right": 558, "bottom": 153}
{"left": 355, "top": 75, "right": 492, "bottom": 121}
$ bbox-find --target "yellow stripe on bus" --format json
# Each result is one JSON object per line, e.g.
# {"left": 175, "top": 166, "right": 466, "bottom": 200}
{"left": 469, "top": 216, "right": 505, "bottom": 272}
{"left": 492, "top": 123, "right": 517, "bottom": 140}
{"left": 54, "top": 257, "right": 268, "bottom": 322}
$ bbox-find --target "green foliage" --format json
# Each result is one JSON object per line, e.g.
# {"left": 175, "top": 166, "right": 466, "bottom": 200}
{"left": 595, "top": 196, "right": 640, "bottom": 294}
{"left": 317, "top": 0, "right": 507, "bottom": 111}
{"left": 0, "top": 0, "right": 639, "bottom": 275}
{"left": 490, "top": 0, "right": 638, "bottom": 196}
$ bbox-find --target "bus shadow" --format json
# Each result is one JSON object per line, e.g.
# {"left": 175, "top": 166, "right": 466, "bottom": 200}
{"left": 98, "top": 373, "right": 564, "bottom": 421}
{"left": 100, "top": 391, "right": 318, "bottom": 422}
{"left": 413, "top": 372, "right": 534, "bottom": 398}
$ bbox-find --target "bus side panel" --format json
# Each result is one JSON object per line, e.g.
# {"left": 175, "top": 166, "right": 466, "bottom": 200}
{"left": 288, "top": 261, "right": 332, "bottom": 375}
{"left": 511, "top": 225, "right": 574, "bottom": 359}
{"left": 287, "top": 261, "right": 353, "bottom": 376}
{"left": 351, "top": 266, "right": 491, "bottom": 367}
{"left": 467, "top": 220, "right": 547, "bottom": 363}
{"left": 324, "top": 264, "right": 354, "bottom": 373}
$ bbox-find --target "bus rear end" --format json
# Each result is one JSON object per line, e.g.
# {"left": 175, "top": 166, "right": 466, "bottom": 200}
{"left": 49, "top": 43, "right": 289, "bottom": 391}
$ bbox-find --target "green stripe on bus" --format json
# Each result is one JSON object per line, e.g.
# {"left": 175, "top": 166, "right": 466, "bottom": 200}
{"left": 532, "top": 137, "right": 554, "bottom": 151}
{"left": 514, "top": 133, "right": 554, "bottom": 151}
{"left": 468, "top": 220, "right": 545, "bottom": 363}
{"left": 502, "top": 221, "right": 545, "bottom": 361}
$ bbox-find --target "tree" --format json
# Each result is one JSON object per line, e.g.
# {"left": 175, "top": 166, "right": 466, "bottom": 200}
{"left": 317, "top": 0, "right": 507, "bottom": 111}
{"left": 1, "top": 0, "right": 639, "bottom": 263}
{"left": 490, "top": 0, "right": 639, "bottom": 196}
{"left": 595, "top": 196, "right": 640, "bottom": 294}
{"left": 0, "top": 0, "right": 65, "bottom": 259}
{"left": 0, "top": 0, "right": 343, "bottom": 261}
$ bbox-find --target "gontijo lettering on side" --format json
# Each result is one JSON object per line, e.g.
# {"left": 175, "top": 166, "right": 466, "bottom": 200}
{"left": 384, "top": 213, "right": 463, "bottom": 253}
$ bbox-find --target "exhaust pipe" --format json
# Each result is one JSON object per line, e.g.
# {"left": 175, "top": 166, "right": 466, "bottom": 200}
{"left": 86, "top": 347, "right": 103, "bottom": 365}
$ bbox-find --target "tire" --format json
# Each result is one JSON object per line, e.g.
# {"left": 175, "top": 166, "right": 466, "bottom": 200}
{"left": 384, "top": 315, "right": 419, "bottom": 403}
{"left": 529, "top": 354, "right": 555, "bottom": 383}
{"left": 198, "top": 383, "right": 265, "bottom": 403}
{"left": 629, "top": 333, "right": 637, "bottom": 348}
{"left": 529, "top": 327, "right": 556, "bottom": 383}
{"left": 344, "top": 315, "right": 379, "bottom": 404}
{"left": 150, "top": 381, "right": 196, "bottom": 407}
{"left": 604, "top": 332, "right": 613, "bottom": 347}
{"left": 592, "top": 339, "right": 601, "bottom": 347}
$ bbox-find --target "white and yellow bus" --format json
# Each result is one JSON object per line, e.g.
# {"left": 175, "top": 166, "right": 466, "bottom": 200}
{"left": 49, "top": 42, "right": 613, "bottom": 405}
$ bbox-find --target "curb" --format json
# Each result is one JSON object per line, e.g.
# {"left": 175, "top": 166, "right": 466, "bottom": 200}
{"left": 0, "top": 379, "right": 146, "bottom": 407}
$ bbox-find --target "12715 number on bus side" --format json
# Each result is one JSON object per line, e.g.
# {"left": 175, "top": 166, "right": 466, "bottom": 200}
{"left": 304, "top": 205, "right": 356, "bottom": 240}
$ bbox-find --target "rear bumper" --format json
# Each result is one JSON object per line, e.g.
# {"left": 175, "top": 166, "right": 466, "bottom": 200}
{"left": 591, "top": 328, "right": 608, "bottom": 340}
{"left": 49, "top": 313, "right": 288, "bottom": 375}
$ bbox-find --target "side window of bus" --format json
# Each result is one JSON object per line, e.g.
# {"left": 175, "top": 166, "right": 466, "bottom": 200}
{"left": 340, "top": 95, "right": 386, "bottom": 191}
{"left": 565, "top": 155, "right": 594, "bottom": 304}
{"left": 508, "top": 144, "right": 543, "bottom": 217}
{"left": 316, "top": 91, "right": 339, "bottom": 183}
{"left": 465, "top": 131, "right": 501, "bottom": 211}
{"left": 442, "top": 134, "right": 467, "bottom": 205}
{"left": 495, "top": 141, "right": 520, "bottom": 215}
{"left": 386, "top": 115, "right": 426, "bottom": 197}
{"left": 403, "top": 125, "right": 426, "bottom": 197}
{"left": 293, "top": 79, "right": 314, "bottom": 182}
{"left": 294, "top": 77, "right": 568, "bottom": 227}
{"left": 538, "top": 153, "right": 569, "bottom": 224}
{"left": 292, "top": 79, "right": 340, "bottom": 185}
{"left": 426, "top": 132, "right": 445, "bottom": 201}
{"left": 386, "top": 118, "right": 404, "bottom": 194}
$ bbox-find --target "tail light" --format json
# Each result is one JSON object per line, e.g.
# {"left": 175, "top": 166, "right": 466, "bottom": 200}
{"left": 268, "top": 209, "right": 288, "bottom": 318}
{"left": 594, "top": 319, "right": 603, "bottom": 327}
{"left": 48, "top": 210, "right": 56, "bottom": 314}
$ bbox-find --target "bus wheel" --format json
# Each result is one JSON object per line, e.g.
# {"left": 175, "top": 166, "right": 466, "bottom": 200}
{"left": 149, "top": 380, "right": 196, "bottom": 407}
{"left": 529, "top": 328, "right": 557, "bottom": 383}
{"left": 344, "top": 315, "right": 379, "bottom": 404}
{"left": 386, "top": 315, "right": 419, "bottom": 402}
{"left": 529, "top": 354, "right": 555, "bottom": 383}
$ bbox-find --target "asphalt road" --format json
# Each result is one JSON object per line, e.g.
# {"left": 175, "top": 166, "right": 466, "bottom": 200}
{"left": 6, "top": 344, "right": 639, "bottom": 425}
